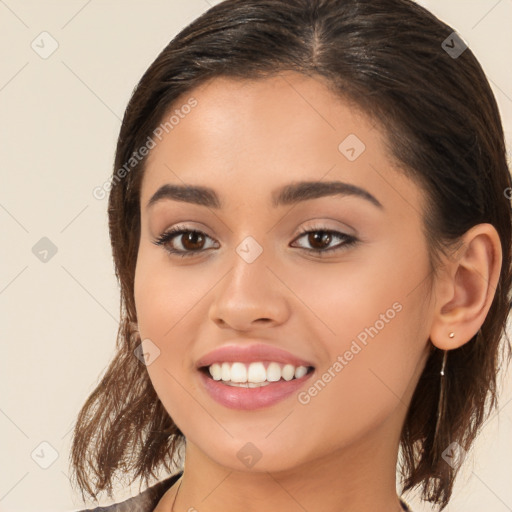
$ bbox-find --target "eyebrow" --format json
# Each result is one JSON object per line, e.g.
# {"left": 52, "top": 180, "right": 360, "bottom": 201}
{"left": 146, "top": 180, "right": 383, "bottom": 210}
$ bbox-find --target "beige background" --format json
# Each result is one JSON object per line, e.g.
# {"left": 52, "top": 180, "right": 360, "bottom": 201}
{"left": 1, "top": 1, "right": 511, "bottom": 511}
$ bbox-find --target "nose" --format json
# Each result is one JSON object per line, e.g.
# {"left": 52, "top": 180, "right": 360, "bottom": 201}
{"left": 208, "top": 246, "right": 290, "bottom": 331}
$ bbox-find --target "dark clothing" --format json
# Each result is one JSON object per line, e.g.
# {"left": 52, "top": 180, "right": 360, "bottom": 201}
{"left": 76, "top": 471, "right": 413, "bottom": 511}
{"left": 76, "top": 472, "right": 182, "bottom": 512}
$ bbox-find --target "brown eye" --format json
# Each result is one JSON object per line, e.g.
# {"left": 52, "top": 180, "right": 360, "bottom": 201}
{"left": 153, "top": 227, "right": 218, "bottom": 258}
{"left": 292, "top": 227, "right": 358, "bottom": 255}
{"left": 307, "top": 231, "right": 333, "bottom": 250}
{"left": 180, "top": 231, "right": 206, "bottom": 250}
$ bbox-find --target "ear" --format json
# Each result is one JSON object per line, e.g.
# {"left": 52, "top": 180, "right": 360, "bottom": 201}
{"left": 429, "top": 223, "right": 502, "bottom": 350}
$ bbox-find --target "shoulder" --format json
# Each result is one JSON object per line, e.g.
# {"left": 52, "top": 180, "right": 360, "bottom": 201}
{"left": 74, "top": 472, "right": 182, "bottom": 512}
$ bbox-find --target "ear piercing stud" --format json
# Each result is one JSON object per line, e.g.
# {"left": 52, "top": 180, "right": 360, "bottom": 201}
{"left": 449, "top": 332, "right": 455, "bottom": 338}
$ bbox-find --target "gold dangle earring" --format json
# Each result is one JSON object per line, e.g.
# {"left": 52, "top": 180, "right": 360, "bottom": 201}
{"left": 433, "top": 332, "right": 453, "bottom": 455}
{"left": 440, "top": 332, "right": 454, "bottom": 377}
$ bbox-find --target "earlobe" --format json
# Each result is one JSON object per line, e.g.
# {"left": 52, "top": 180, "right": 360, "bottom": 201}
{"left": 429, "top": 223, "right": 502, "bottom": 351}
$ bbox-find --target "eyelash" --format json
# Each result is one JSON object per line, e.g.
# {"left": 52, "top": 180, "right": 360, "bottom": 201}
{"left": 152, "top": 224, "right": 358, "bottom": 258}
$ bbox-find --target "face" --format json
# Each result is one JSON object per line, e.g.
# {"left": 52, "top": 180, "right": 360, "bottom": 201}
{"left": 134, "top": 71, "right": 434, "bottom": 473}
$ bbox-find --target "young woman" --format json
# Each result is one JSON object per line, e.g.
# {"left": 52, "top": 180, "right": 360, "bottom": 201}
{"left": 71, "top": 0, "right": 512, "bottom": 511}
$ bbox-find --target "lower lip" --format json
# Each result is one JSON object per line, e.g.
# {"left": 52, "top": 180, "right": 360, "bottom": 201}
{"left": 198, "top": 369, "right": 314, "bottom": 410}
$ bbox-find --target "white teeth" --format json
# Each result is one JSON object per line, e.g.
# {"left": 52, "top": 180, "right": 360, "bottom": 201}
{"left": 230, "top": 362, "right": 247, "bottom": 383}
{"left": 266, "top": 362, "right": 281, "bottom": 382}
{"left": 221, "top": 362, "right": 230, "bottom": 381}
{"left": 207, "top": 361, "right": 310, "bottom": 384}
{"left": 281, "top": 364, "right": 295, "bottom": 381}
{"left": 247, "top": 362, "right": 266, "bottom": 383}
{"left": 209, "top": 363, "right": 222, "bottom": 380}
{"left": 294, "top": 365, "right": 308, "bottom": 379}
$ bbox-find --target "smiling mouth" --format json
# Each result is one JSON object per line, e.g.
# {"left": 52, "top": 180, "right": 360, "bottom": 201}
{"left": 199, "top": 361, "right": 315, "bottom": 387}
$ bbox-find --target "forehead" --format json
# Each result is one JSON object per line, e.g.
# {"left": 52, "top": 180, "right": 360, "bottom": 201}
{"left": 145, "top": 71, "right": 377, "bottom": 168}
{"left": 140, "top": 71, "right": 422, "bottom": 217}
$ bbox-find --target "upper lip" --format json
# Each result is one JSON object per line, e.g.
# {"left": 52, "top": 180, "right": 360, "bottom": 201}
{"left": 196, "top": 343, "right": 315, "bottom": 369}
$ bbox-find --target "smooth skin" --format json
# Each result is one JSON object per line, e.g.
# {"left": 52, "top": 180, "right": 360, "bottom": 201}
{"left": 133, "top": 71, "right": 502, "bottom": 512}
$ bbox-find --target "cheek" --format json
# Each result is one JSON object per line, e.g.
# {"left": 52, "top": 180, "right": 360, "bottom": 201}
{"left": 284, "top": 238, "right": 428, "bottom": 345}
{"left": 299, "top": 267, "right": 431, "bottom": 442}
{"left": 288, "top": 245, "right": 431, "bottom": 426}
{"left": 299, "top": 312, "right": 426, "bottom": 460}
{"left": 134, "top": 245, "right": 213, "bottom": 339}
{"left": 133, "top": 248, "right": 216, "bottom": 429}
{"left": 289, "top": 302, "right": 430, "bottom": 464}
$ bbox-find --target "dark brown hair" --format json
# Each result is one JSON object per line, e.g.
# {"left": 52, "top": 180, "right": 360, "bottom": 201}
{"left": 70, "top": 0, "right": 512, "bottom": 509}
